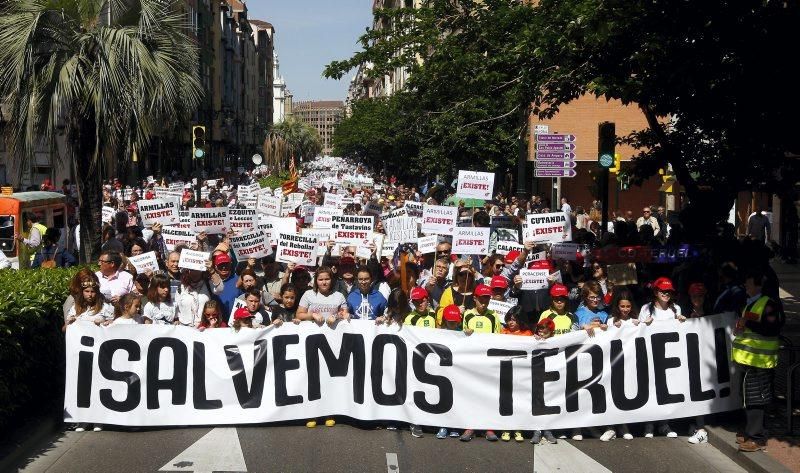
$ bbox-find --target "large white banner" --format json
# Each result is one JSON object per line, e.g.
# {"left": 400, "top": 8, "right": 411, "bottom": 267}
{"left": 64, "top": 315, "right": 740, "bottom": 429}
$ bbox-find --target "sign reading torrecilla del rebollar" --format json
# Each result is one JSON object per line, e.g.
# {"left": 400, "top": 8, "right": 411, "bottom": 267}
{"left": 64, "top": 315, "right": 740, "bottom": 430}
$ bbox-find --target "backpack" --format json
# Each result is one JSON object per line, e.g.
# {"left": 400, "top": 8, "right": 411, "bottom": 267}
{"left": 40, "top": 247, "right": 58, "bottom": 269}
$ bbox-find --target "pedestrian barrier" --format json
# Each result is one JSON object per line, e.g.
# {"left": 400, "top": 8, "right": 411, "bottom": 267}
{"left": 787, "top": 361, "right": 800, "bottom": 434}
{"left": 775, "top": 335, "right": 799, "bottom": 400}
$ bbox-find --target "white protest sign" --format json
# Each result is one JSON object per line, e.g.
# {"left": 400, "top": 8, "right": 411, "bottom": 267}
{"left": 380, "top": 206, "right": 408, "bottom": 222}
{"left": 488, "top": 299, "right": 515, "bottom": 319}
{"left": 312, "top": 207, "right": 343, "bottom": 230}
{"left": 456, "top": 170, "right": 494, "bottom": 199}
{"left": 525, "top": 212, "right": 572, "bottom": 243}
{"left": 452, "top": 227, "right": 490, "bottom": 255}
{"left": 178, "top": 249, "right": 210, "bottom": 272}
{"left": 363, "top": 201, "right": 383, "bottom": 216}
{"left": 102, "top": 206, "right": 115, "bottom": 224}
{"left": 138, "top": 198, "right": 179, "bottom": 226}
{"left": 161, "top": 226, "right": 197, "bottom": 251}
{"left": 552, "top": 242, "right": 579, "bottom": 261}
{"left": 228, "top": 209, "right": 258, "bottom": 233}
{"left": 331, "top": 215, "right": 374, "bottom": 246}
{"left": 384, "top": 216, "right": 418, "bottom": 244}
{"left": 496, "top": 241, "right": 524, "bottom": 256}
{"left": 65, "top": 314, "right": 741, "bottom": 430}
{"left": 527, "top": 251, "right": 547, "bottom": 263}
{"left": 257, "top": 214, "right": 275, "bottom": 246}
{"left": 324, "top": 192, "right": 343, "bottom": 208}
{"left": 276, "top": 233, "right": 318, "bottom": 267}
{"left": 177, "top": 210, "right": 191, "bottom": 229}
{"left": 128, "top": 251, "right": 159, "bottom": 274}
{"left": 417, "top": 235, "right": 438, "bottom": 254}
{"left": 404, "top": 201, "right": 423, "bottom": 218}
{"left": 190, "top": 207, "right": 228, "bottom": 234}
{"left": 520, "top": 269, "right": 550, "bottom": 290}
{"left": 302, "top": 228, "right": 331, "bottom": 257}
{"left": 229, "top": 229, "right": 271, "bottom": 260}
{"left": 257, "top": 194, "right": 282, "bottom": 216}
{"left": 422, "top": 205, "right": 458, "bottom": 235}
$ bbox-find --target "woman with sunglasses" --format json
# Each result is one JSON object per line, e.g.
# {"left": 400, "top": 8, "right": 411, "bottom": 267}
{"left": 435, "top": 259, "right": 476, "bottom": 327}
{"left": 638, "top": 277, "right": 684, "bottom": 439}
{"left": 197, "top": 300, "right": 228, "bottom": 331}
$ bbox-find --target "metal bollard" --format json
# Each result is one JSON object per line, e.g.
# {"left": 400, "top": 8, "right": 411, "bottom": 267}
{"left": 788, "top": 361, "right": 800, "bottom": 434}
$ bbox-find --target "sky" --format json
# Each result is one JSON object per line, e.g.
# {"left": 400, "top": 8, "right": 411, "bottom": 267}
{"left": 247, "top": 1, "right": 375, "bottom": 102}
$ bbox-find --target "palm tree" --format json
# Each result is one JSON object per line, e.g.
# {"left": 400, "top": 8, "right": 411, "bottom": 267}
{"left": 0, "top": 0, "right": 202, "bottom": 262}
{"left": 265, "top": 117, "right": 323, "bottom": 170}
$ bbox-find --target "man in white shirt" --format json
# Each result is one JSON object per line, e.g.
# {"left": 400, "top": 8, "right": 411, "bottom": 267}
{"left": 560, "top": 197, "right": 572, "bottom": 215}
{"left": 636, "top": 207, "right": 661, "bottom": 237}
{"left": 95, "top": 251, "right": 133, "bottom": 303}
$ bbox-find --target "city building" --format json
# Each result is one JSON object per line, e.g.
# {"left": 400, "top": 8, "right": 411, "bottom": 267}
{"left": 293, "top": 101, "right": 345, "bottom": 156}
{"left": 273, "top": 55, "right": 288, "bottom": 124}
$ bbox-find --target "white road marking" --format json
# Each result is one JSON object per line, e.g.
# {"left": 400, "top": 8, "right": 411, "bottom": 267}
{"left": 533, "top": 441, "right": 612, "bottom": 473}
{"left": 386, "top": 452, "right": 400, "bottom": 473}
{"left": 159, "top": 427, "right": 247, "bottom": 473}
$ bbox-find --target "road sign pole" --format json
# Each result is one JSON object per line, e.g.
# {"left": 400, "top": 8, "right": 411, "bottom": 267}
{"left": 598, "top": 122, "right": 616, "bottom": 235}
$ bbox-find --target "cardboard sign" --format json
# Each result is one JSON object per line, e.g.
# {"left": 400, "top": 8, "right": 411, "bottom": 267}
{"left": 488, "top": 299, "right": 515, "bottom": 319}
{"left": 178, "top": 249, "right": 210, "bottom": 272}
{"left": 138, "top": 199, "right": 179, "bottom": 227}
{"left": 302, "top": 203, "right": 316, "bottom": 224}
{"left": 417, "top": 235, "right": 438, "bottom": 254}
{"left": 161, "top": 226, "right": 197, "bottom": 251}
{"left": 102, "top": 206, "right": 115, "bottom": 224}
{"left": 177, "top": 210, "right": 191, "bottom": 229}
{"left": 257, "top": 194, "right": 282, "bottom": 216}
{"left": 276, "top": 233, "right": 318, "bottom": 267}
{"left": 189, "top": 207, "right": 228, "bottom": 234}
{"left": 228, "top": 208, "right": 257, "bottom": 233}
{"left": 381, "top": 237, "right": 399, "bottom": 258}
{"left": 312, "top": 207, "right": 343, "bottom": 229}
{"left": 422, "top": 205, "right": 458, "bottom": 235}
{"left": 607, "top": 263, "right": 638, "bottom": 286}
{"left": 520, "top": 269, "right": 549, "bottom": 291}
{"left": 302, "top": 228, "right": 332, "bottom": 258}
{"left": 496, "top": 241, "right": 524, "bottom": 256}
{"left": 527, "top": 251, "right": 547, "bottom": 263}
{"left": 404, "top": 201, "right": 423, "bottom": 218}
{"left": 128, "top": 251, "right": 159, "bottom": 274}
{"left": 229, "top": 229, "right": 271, "bottom": 260}
{"left": 525, "top": 212, "right": 572, "bottom": 244}
{"left": 552, "top": 242, "right": 579, "bottom": 261}
{"left": 331, "top": 215, "right": 374, "bottom": 246}
{"left": 380, "top": 206, "right": 408, "bottom": 222}
{"left": 452, "top": 227, "right": 490, "bottom": 255}
{"left": 324, "top": 192, "right": 343, "bottom": 208}
{"left": 384, "top": 216, "right": 418, "bottom": 244}
{"left": 363, "top": 202, "right": 383, "bottom": 216}
{"left": 456, "top": 170, "right": 494, "bottom": 199}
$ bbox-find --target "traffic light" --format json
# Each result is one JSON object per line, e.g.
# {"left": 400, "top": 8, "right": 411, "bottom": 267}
{"left": 192, "top": 125, "right": 206, "bottom": 159}
{"left": 597, "top": 122, "right": 615, "bottom": 168}
{"left": 609, "top": 152, "right": 621, "bottom": 174}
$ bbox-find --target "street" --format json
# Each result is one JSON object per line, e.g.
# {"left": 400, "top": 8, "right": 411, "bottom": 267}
{"left": 16, "top": 423, "right": 749, "bottom": 473}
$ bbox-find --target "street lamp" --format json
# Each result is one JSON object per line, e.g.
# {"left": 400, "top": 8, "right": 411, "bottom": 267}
{"left": 252, "top": 153, "right": 263, "bottom": 173}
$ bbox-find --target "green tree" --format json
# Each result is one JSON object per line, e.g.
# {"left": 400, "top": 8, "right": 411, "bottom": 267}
{"left": 267, "top": 117, "right": 323, "bottom": 168}
{"left": 0, "top": 0, "right": 202, "bottom": 262}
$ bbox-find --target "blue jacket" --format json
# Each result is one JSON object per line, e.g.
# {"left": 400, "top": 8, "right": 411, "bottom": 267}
{"left": 217, "top": 274, "right": 243, "bottom": 318}
{"left": 575, "top": 304, "right": 609, "bottom": 327}
{"left": 347, "top": 286, "right": 387, "bottom": 320}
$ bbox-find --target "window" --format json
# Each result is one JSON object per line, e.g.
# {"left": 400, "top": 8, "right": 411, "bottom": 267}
{"left": 0, "top": 215, "right": 15, "bottom": 255}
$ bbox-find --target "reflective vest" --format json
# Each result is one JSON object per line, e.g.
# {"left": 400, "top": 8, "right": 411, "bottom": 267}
{"left": 21, "top": 222, "right": 48, "bottom": 264}
{"left": 731, "top": 296, "right": 780, "bottom": 369}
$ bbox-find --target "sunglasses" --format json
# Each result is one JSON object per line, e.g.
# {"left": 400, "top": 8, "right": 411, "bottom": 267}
{"left": 99, "top": 259, "right": 114, "bottom": 264}
{"left": 204, "top": 313, "right": 219, "bottom": 318}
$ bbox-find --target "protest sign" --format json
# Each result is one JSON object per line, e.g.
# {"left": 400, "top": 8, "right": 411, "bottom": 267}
{"left": 381, "top": 236, "right": 400, "bottom": 258}
{"left": 422, "top": 205, "right": 458, "bottom": 235}
{"left": 363, "top": 201, "right": 383, "bottom": 216}
{"left": 488, "top": 299, "right": 515, "bottom": 319}
{"left": 380, "top": 206, "right": 408, "bottom": 222}
{"left": 417, "top": 235, "right": 438, "bottom": 254}
{"left": 524, "top": 212, "right": 572, "bottom": 244}
{"left": 608, "top": 263, "right": 638, "bottom": 286}
{"left": 189, "top": 207, "right": 228, "bottom": 234}
{"left": 496, "top": 241, "right": 524, "bottom": 256}
{"left": 65, "top": 314, "right": 740, "bottom": 430}
{"left": 452, "top": 227, "right": 490, "bottom": 255}
{"left": 312, "top": 207, "right": 343, "bottom": 230}
{"left": 228, "top": 209, "right": 257, "bottom": 233}
{"left": 178, "top": 249, "right": 210, "bottom": 272}
{"left": 276, "top": 233, "right": 318, "bottom": 266}
{"left": 404, "top": 201, "right": 423, "bottom": 218}
{"left": 552, "top": 242, "right": 579, "bottom": 261}
{"left": 161, "top": 226, "right": 197, "bottom": 251}
{"left": 324, "top": 192, "right": 343, "bottom": 208}
{"left": 527, "top": 251, "right": 547, "bottom": 263}
{"left": 331, "top": 215, "right": 374, "bottom": 246}
{"left": 257, "top": 215, "right": 275, "bottom": 246}
{"left": 302, "top": 228, "right": 332, "bottom": 258}
{"left": 128, "top": 251, "right": 159, "bottom": 274}
{"left": 256, "top": 194, "right": 282, "bottom": 216}
{"left": 138, "top": 199, "right": 179, "bottom": 226}
{"left": 456, "top": 170, "right": 494, "bottom": 199}
{"left": 230, "top": 229, "right": 271, "bottom": 260}
{"left": 176, "top": 211, "right": 191, "bottom": 229}
{"left": 384, "top": 216, "right": 418, "bottom": 244}
{"left": 520, "top": 269, "right": 549, "bottom": 290}
{"left": 102, "top": 206, "right": 115, "bottom": 224}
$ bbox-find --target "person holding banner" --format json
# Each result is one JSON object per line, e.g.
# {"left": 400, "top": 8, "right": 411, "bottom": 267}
{"left": 196, "top": 300, "right": 228, "bottom": 331}
{"left": 538, "top": 284, "right": 579, "bottom": 336}
{"left": 575, "top": 281, "right": 609, "bottom": 337}
{"left": 143, "top": 274, "right": 177, "bottom": 325}
{"left": 64, "top": 272, "right": 115, "bottom": 331}
{"left": 175, "top": 263, "right": 224, "bottom": 327}
{"left": 110, "top": 293, "right": 143, "bottom": 325}
{"left": 270, "top": 284, "right": 300, "bottom": 323}
{"left": 436, "top": 259, "right": 476, "bottom": 327}
{"left": 347, "top": 266, "right": 387, "bottom": 320}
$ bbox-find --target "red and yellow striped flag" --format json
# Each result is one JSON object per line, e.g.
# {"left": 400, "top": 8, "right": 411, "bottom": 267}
{"left": 282, "top": 156, "right": 299, "bottom": 195}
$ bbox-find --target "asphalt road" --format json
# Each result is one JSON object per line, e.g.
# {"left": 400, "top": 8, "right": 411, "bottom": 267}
{"left": 14, "top": 422, "right": 748, "bottom": 473}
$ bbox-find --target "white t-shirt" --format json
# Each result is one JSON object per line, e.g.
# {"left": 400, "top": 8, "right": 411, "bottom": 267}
{"left": 143, "top": 301, "right": 176, "bottom": 324}
{"left": 638, "top": 303, "right": 681, "bottom": 322}
{"left": 111, "top": 317, "right": 139, "bottom": 325}
{"left": 67, "top": 302, "right": 115, "bottom": 323}
{"left": 299, "top": 290, "right": 347, "bottom": 318}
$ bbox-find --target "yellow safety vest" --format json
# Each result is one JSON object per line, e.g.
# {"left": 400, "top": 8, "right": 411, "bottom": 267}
{"left": 21, "top": 222, "right": 48, "bottom": 265}
{"left": 731, "top": 296, "right": 780, "bottom": 369}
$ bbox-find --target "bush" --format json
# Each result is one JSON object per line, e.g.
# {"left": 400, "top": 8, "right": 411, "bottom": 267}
{"left": 258, "top": 172, "right": 290, "bottom": 191}
{"left": 0, "top": 267, "right": 82, "bottom": 429}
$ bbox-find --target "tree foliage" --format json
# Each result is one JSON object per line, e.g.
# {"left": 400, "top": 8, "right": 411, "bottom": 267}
{"left": 267, "top": 117, "right": 323, "bottom": 167}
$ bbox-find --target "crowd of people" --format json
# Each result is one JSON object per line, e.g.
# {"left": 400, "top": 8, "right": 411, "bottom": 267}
{"left": 12, "top": 158, "right": 783, "bottom": 450}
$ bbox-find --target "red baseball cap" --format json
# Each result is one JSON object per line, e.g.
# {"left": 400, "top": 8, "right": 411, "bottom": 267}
{"left": 528, "top": 259, "right": 553, "bottom": 271}
{"left": 233, "top": 307, "right": 254, "bottom": 320}
{"left": 490, "top": 275, "right": 509, "bottom": 290}
{"left": 653, "top": 277, "right": 675, "bottom": 292}
{"left": 549, "top": 283, "right": 569, "bottom": 298}
{"left": 410, "top": 287, "right": 429, "bottom": 301}
{"left": 213, "top": 252, "right": 231, "bottom": 266}
{"left": 442, "top": 304, "right": 462, "bottom": 323}
{"left": 536, "top": 318, "right": 555, "bottom": 332}
{"left": 474, "top": 284, "right": 492, "bottom": 297}
{"left": 504, "top": 250, "right": 521, "bottom": 264}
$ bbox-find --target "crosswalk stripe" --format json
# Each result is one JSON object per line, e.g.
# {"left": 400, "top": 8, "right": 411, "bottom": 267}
{"left": 534, "top": 441, "right": 612, "bottom": 473}
{"left": 159, "top": 427, "right": 247, "bottom": 473}
{"left": 386, "top": 452, "right": 400, "bottom": 473}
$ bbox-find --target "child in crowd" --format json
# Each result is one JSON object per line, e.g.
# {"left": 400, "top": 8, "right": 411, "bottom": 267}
{"left": 405, "top": 287, "right": 437, "bottom": 438}
{"left": 639, "top": 277, "right": 681, "bottom": 438}
{"left": 197, "top": 300, "right": 228, "bottom": 331}
{"left": 231, "top": 307, "right": 261, "bottom": 332}
{"left": 499, "top": 306, "right": 530, "bottom": 442}
{"left": 576, "top": 280, "right": 609, "bottom": 338}
{"left": 530, "top": 318, "right": 558, "bottom": 445}
{"left": 64, "top": 275, "right": 115, "bottom": 330}
{"left": 143, "top": 273, "right": 177, "bottom": 325}
{"left": 685, "top": 283, "right": 709, "bottom": 444}
{"left": 111, "top": 293, "right": 142, "bottom": 325}
{"left": 271, "top": 283, "right": 300, "bottom": 324}
{"left": 435, "top": 305, "right": 463, "bottom": 439}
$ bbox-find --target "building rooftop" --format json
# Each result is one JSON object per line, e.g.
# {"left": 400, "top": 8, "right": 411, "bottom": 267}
{"left": 294, "top": 100, "right": 345, "bottom": 110}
